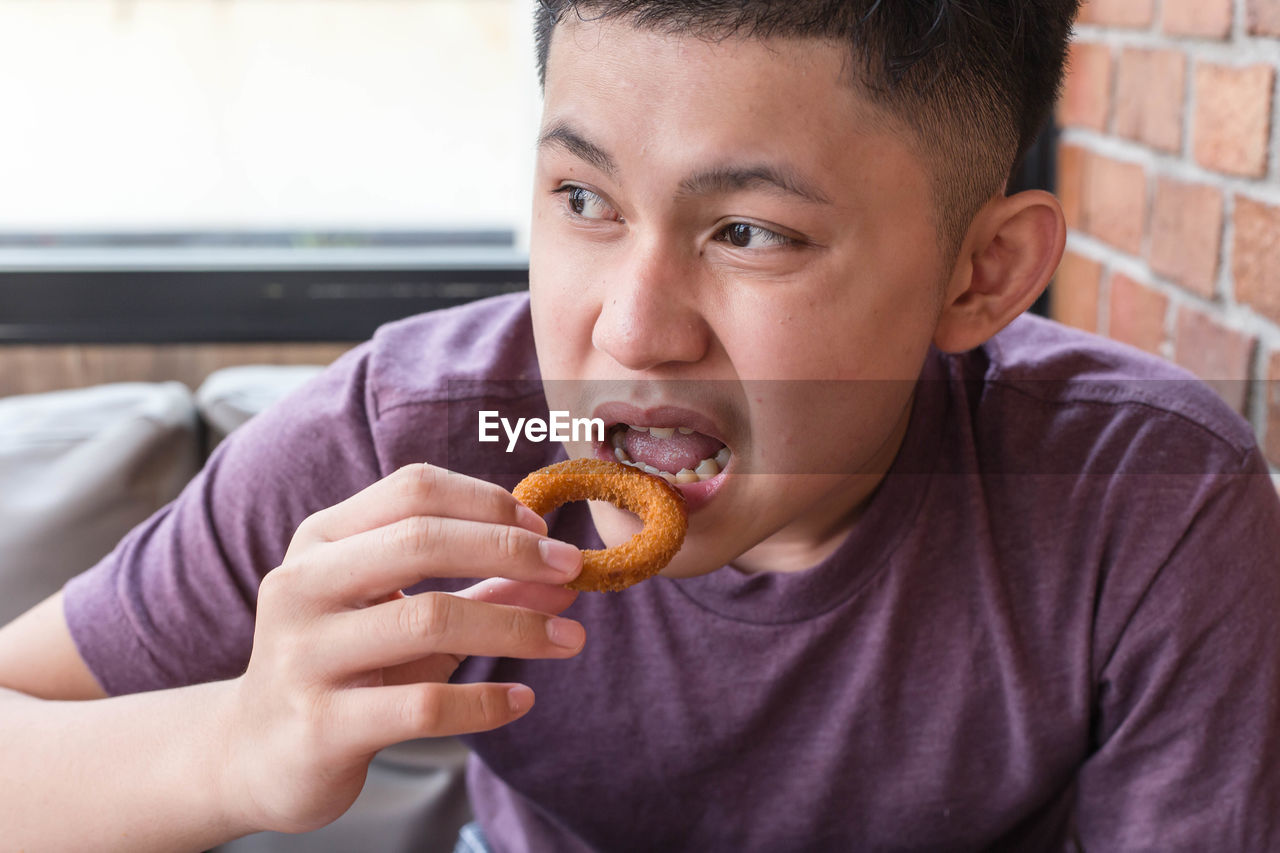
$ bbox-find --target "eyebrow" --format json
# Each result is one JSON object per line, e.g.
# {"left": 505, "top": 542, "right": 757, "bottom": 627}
{"left": 537, "top": 121, "right": 618, "bottom": 178}
{"left": 678, "top": 165, "right": 832, "bottom": 206}
{"left": 537, "top": 120, "right": 831, "bottom": 206}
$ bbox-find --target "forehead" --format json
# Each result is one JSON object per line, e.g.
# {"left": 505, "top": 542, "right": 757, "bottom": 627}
{"left": 539, "top": 18, "right": 909, "bottom": 180}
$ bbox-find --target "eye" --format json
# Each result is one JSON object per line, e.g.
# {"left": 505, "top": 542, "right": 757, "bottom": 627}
{"left": 554, "top": 185, "right": 621, "bottom": 222}
{"left": 716, "top": 222, "right": 797, "bottom": 249}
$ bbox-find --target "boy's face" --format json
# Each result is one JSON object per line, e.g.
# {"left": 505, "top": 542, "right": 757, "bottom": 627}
{"left": 529, "top": 18, "right": 953, "bottom": 576}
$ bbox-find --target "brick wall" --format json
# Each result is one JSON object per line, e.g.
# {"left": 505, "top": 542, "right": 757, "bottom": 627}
{"left": 1053, "top": 0, "right": 1280, "bottom": 471}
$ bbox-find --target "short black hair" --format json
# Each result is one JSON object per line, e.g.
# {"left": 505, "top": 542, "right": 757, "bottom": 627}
{"left": 534, "top": 0, "right": 1079, "bottom": 259}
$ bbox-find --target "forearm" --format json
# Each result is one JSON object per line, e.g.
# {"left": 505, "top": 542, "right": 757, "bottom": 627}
{"left": 0, "top": 681, "right": 254, "bottom": 851}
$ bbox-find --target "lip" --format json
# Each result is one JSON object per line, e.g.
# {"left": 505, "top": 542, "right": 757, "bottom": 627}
{"left": 589, "top": 401, "right": 731, "bottom": 512}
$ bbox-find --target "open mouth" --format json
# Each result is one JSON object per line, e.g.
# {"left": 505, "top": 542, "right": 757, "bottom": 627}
{"left": 605, "top": 423, "right": 732, "bottom": 486}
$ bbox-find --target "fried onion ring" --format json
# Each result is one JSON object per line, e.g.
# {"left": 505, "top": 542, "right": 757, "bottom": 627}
{"left": 513, "top": 458, "right": 688, "bottom": 592}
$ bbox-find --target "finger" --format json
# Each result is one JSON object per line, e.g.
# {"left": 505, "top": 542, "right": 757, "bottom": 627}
{"left": 320, "top": 592, "right": 586, "bottom": 675}
{"left": 306, "top": 516, "right": 582, "bottom": 603}
{"left": 456, "top": 577, "right": 580, "bottom": 616}
{"left": 381, "top": 582, "right": 577, "bottom": 686}
{"left": 294, "top": 464, "right": 546, "bottom": 548}
{"left": 338, "top": 682, "right": 536, "bottom": 750}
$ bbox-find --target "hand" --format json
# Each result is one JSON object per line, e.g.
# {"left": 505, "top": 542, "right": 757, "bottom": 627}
{"left": 221, "top": 463, "right": 584, "bottom": 834}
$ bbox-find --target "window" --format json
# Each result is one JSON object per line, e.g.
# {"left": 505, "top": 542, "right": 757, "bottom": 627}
{"left": 0, "top": 0, "right": 539, "bottom": 342}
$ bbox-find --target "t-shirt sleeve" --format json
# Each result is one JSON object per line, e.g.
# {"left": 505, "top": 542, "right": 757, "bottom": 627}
{"left": 63, "top": 344, "right": 386, "bottom": 695}
{"left": 1075, "top": 448, "right": 1280, "bottom": 849}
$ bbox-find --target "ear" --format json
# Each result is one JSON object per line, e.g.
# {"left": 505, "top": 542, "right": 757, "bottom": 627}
{"left": 932, "top": 189, "right": 1067, "bottom": 353}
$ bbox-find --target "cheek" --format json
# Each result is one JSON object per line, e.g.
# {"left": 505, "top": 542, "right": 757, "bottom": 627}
{"left": 763, "top": 270, "right": 939, "bottom": 382}
{"left": 529, "top": 241, "right": 599, "bottom": 376}
{"left": 713, "top": 293, "right": 883, "bottom": 382}
{"left": 743, "top": 380, "right": 913, "bottom": 479}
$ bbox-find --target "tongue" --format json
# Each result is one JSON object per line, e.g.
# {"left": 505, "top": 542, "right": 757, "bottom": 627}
{"left": 623, "top": 428, "right": 724, "bottom": 474}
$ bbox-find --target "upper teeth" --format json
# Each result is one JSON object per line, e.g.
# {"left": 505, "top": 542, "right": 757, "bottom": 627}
{"left": 610, "top": 423, "right": 730, "bottom": 483}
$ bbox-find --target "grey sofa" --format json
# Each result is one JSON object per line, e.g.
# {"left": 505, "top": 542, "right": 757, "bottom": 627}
{"left": 0, "top": 367, "right": 470, "bottom": 852}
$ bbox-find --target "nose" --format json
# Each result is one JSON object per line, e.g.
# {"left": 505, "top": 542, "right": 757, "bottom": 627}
{"left": 590, "top": 236, "right": 711, "bottom": 371}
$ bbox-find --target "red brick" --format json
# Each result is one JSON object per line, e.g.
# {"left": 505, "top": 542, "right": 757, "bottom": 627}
{"left": 1082, "top": 155, "right": 1148, "bottom": 254}
{"left": 1057, "top": 144, "right": 1086, "bottom": 231}
{"left": 1193, "top": 63, "right": 1276, "bottom": 177}
{"left": 1148, "top": 178, "right": 1223, "bottom": 297}
{"left": 1078, "top": 0, "right": 1155, "bottom": 28}
{"left": 1052, "top": 251, "right": 1103, "bottom": 332}
{"left": 1059, "top": 42, "right": 1113, "bottom": 131}
{"left": 1114, "top": 48, "right": 1186, "bottom": 152}
{"left": 1248, "top": 0, "right": 1280, "bottom": 36}
{"left": 1164, "top": 0, "right": 1233, "bottom": 38}
{"left": 1108, "top": 274, "right": 1169, "bottom": 355}
{"left": 1232, "top": 196, "right": 1280, "bottom": 325}
{"left": 1267, "top": 352, "right": 1280, "bottom": 465}
{"left": 1174, "top": 306, "right": 1257, "bottom": 413}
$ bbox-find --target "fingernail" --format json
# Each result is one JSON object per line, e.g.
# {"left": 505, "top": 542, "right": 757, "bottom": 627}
{"left": 516, "top": 505, "right": 547, "bottom": 534}
{"left": 546, "top": 617, "right": 585, "bottom": 649}
{"left": 507, "top": 684, "right": 534, "bottom": 713}
{"left": 538, "top": 539, "right": 581, "bottom": 577}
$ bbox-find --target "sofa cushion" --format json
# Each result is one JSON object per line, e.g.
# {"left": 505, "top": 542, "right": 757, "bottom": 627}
{"left": 0, "top": 382, "right": 199, "bottom": 625}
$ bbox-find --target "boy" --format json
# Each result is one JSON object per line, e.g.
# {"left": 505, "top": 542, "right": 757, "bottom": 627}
{"left": 3, "top": 0, "right": 1279, "bottom": 849}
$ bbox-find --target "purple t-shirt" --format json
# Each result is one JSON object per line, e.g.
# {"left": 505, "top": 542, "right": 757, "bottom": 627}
{"left": 65, "top": 293, "right": 1280, "bottom": 851}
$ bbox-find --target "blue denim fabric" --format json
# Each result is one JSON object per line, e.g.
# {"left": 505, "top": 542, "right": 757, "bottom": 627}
{"left": 453, "top": 822, "right": 492, "bottom": 853}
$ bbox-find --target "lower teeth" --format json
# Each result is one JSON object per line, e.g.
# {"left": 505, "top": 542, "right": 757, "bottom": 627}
{"left": 612, "top": 448, "right": 727, "bottom": 482}
{"left": 608, "top": 426, "right": 730, "bottom": 483}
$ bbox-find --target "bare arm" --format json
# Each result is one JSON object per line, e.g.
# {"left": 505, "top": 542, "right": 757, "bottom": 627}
{"left": 0, "top": 464, "right": 585, "bottom": 851}
{"left": 0, "top": 591, "right": 107, "bottom": 700}
{"left": 0, "top": 593, "right": 248, "bottom": 848}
